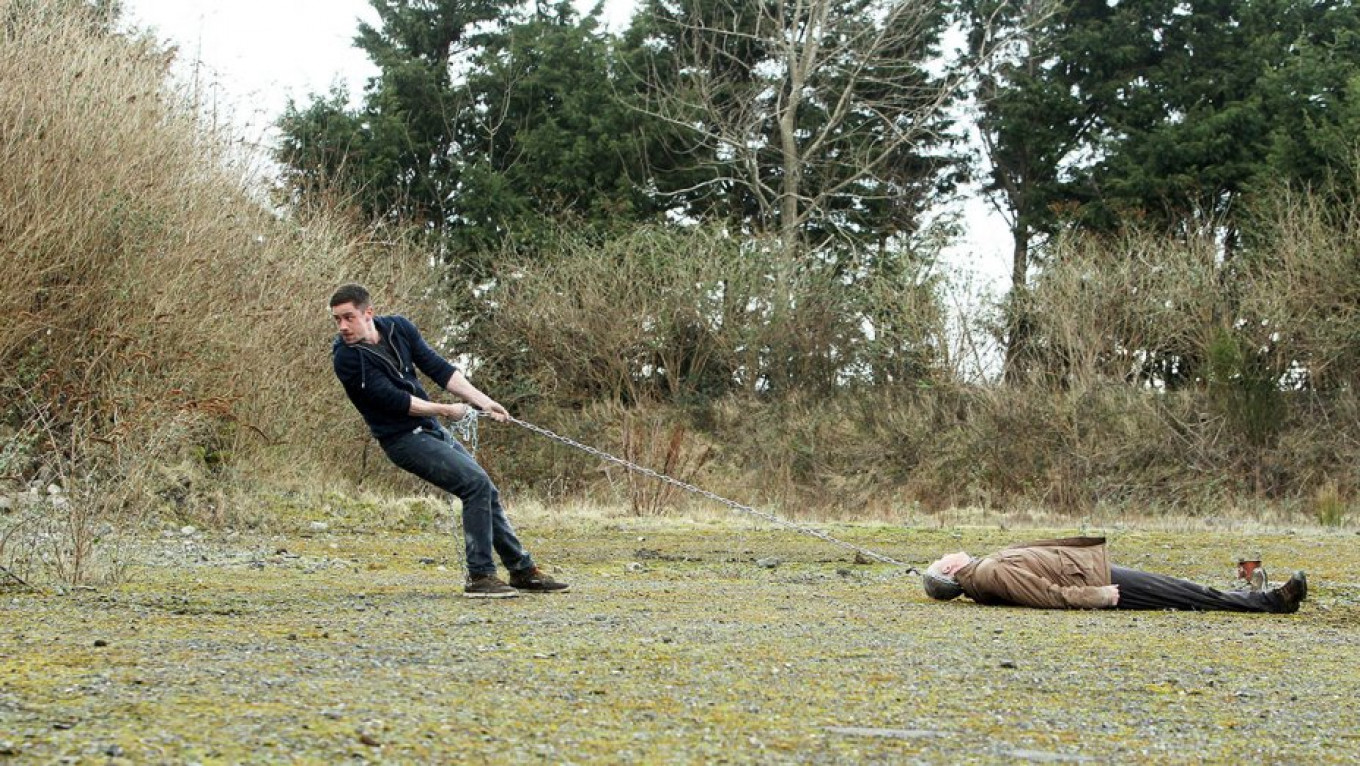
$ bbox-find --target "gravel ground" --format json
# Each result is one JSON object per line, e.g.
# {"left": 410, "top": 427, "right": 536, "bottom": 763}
{"left": 2, "top": 517, "right": 1359, "bottom": 764}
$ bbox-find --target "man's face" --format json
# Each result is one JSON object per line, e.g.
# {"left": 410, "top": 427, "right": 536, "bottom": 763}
{"left": 331, "top": 301, "right": 374, "bottom": 345}
{"left": 931, "top": 551, "right": 972, "bottom": 576}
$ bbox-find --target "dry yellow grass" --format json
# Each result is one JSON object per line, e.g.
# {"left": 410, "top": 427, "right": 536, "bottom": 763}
{"left": 0, "top": 0, "right": 435, "bottom": 502}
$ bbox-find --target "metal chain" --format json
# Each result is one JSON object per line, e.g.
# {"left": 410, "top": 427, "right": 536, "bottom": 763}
{"left": 448, "top": 406, "right": 480, "bottom": 454}
{"left": 486, "top": 413, "right": 917, "bottom": 572}
{"left": 444, "top": 408, "right": 482, "bottom": 574}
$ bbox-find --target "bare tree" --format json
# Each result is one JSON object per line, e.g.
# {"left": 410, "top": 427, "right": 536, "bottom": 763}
{"left": 628, "top": 0, "right": 1011, "bottom": 257}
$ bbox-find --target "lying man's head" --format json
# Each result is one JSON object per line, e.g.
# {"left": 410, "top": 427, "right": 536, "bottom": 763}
{"left": 921, "top": 551, "right": 971, "bottom": 601}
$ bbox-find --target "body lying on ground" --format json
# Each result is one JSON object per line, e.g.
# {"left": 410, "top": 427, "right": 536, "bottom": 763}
{"left": 921, "top": 537, "right": 1307, "bottom": 613}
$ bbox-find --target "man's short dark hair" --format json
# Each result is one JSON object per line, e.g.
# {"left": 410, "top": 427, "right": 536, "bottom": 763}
{"left": 330, "top": 283, "right": 371, "bottom": 309}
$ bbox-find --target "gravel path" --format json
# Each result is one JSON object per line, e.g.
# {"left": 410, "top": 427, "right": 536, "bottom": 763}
{"left": 3, "top": 520, "right": 1358, "bottom": 763}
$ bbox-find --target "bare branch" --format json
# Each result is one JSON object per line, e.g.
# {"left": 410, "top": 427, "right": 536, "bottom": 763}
{"left": 627, "top": 0, "right": 1023, "bottom": 248}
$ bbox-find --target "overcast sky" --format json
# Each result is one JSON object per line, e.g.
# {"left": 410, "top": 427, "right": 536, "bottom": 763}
{"left": 120, "top": 0, "right": 636, "bottom": 144}
{"left": 119, "top": 0, "right": 1010, "bottom": 296}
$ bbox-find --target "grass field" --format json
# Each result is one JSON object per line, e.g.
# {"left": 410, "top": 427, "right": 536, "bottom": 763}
{"left": 3, "top": 512, "right": 1358, "bottom": 764}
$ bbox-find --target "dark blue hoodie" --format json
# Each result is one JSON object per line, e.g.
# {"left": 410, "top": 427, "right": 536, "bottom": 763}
{"left": 332, "top": 314, "right": 459, "bottom": 443}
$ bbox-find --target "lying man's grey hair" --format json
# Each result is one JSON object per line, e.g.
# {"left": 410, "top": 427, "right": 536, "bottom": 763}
{"left": 921, "top": 560, "right": 965, "bottom": 601}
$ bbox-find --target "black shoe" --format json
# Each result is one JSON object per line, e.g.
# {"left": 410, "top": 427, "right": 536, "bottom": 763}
{"left": 1268, "top": 571, "right": 1307, "bottom": 613}
{"left": 509, "top": 567, "right": 569, "bottom": 593}
{"left": 464, "top": 574, "right": 519, "bottom": 599}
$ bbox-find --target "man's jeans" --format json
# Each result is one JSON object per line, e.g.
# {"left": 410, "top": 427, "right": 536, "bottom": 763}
{"left": 381, "top": 427, "right": 534, "bottom": 577}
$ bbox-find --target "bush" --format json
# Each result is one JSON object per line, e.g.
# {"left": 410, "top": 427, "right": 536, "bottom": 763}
{"left": 1311, "top": 481, "right": 1347, "bottom": 527}
{"left": 0, "top": 0, "right": 432, "bottom": 578}
{"left": 1238, "top": 179, "right": 1360, "bottom": 391}
{"left": 465, "top": 224, "right": 947, "bottom": 406}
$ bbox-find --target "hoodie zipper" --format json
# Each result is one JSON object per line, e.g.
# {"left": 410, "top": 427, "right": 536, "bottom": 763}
{"left": 355, "top": 333, "right": 407, "bottom": 387}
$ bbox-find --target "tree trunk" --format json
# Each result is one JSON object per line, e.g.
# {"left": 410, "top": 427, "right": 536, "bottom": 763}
{"left": 1003, "top": 227, "right": 1031, "bottom": 382}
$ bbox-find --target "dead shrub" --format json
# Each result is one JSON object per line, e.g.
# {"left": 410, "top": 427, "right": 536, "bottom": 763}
{"left": 1, "top": 1, "right": 433, "bottom": 540}
{"left": 618, "top": 409, "right": 712, "bottom": 516}
{"left": 1238, "top": 180, "right": 1360, "bottom": 390}
{"left": 0, "top": 398, "right": 133, "bottom": 586}
{"left": 1310, "top": 481, "right": 1347, "bottom": 527}
{"left": 1023, "top": 227, "right": 1230, "bottom": 389}
{"left": 471, "top": 224, "right": 946, "bottom": 405}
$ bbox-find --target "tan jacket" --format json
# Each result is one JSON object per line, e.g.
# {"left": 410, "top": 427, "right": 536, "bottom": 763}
{"left": 954, "top": 537, "right": 1115, "bottom": 609}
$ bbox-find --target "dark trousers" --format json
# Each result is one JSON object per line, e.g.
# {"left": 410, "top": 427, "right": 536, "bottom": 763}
{"left": 1110, "top": 565, "right": 1278, "bottom": 612}
{"left": 381, "top": 427, "right": 534, "bottom": 577}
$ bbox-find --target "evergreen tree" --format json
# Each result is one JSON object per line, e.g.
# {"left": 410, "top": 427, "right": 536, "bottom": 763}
{"left": 276, "top": 0, "right": 657, "bottom": 256}
{"left": 276, "top": 0, "right": 500, "bottom": 237}
{"left": 962, "top": 0, "right": 1360, "bottom": 380}
{"left": 1082, "top": 0, "right": 1360, "bottom": 242}
{"left": 454, "top": 1, "right": 659, "bottom": 251}
{"left": 958, "top": 0, "right": 1160, "bottom": 378}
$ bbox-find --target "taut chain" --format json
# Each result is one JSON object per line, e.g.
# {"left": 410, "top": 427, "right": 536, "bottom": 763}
{"left": 449, "top": 408, "right": 917, "bottom": 573}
